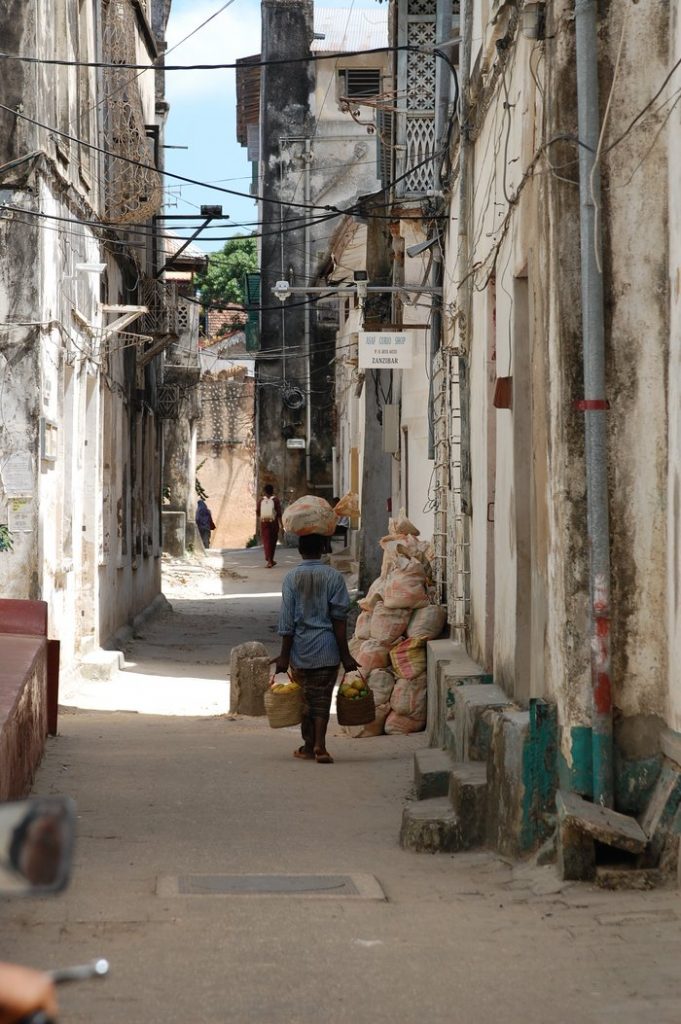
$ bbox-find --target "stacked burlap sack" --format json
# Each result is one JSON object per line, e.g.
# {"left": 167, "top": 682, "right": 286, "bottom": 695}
{"left": 345, "top": 512, "right": 446, "bottom": 738}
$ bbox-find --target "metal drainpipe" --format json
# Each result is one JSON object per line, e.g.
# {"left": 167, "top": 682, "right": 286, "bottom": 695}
{"left": 427, "top": 0, "right": 452, "bottom": 460}
{"left": 455, "top": 0, "right": 473, "bottom": 636}
{"left": 304, "top": 138, "right": 312, "bottom": 487}
{"left": 574, "top": 0, "right": 614, "bottom": 807}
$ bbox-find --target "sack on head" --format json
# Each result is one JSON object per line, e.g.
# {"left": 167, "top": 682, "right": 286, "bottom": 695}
{"left": 282, "top": 495, "right": 337, "bottom": 536}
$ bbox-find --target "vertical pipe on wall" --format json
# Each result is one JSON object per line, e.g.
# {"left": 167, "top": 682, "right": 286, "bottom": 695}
{"left": 427, "top": 0, "right": 452, "bottom": 460}
{"left": 574, "top": 0, "right": 614, "bottom": 807}
{"left": 303, "top": 138, "right": 312, "bottom": 487}
{"left": 454, "top": 0, "right": 474, "bottom": 638}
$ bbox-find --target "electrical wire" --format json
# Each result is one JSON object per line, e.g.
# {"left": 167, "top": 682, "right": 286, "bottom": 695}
{"left": 0, "top": 44, "right": 439, "bottom": 74}
{"left": 0, "top": 102, "right": 343, "bottom": 214}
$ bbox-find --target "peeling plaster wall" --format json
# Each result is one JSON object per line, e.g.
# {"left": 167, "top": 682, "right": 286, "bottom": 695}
{"left": 0, "top": 1, "right": 165, "bottom": 674}
{"left": 444, "top": 0, "right": 671, "bottom": 778}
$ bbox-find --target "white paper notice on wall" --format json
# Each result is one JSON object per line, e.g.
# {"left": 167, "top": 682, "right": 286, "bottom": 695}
{"left": 358, "top": 332, "right": 413, "bottom": 369}
{"left": 1, "top": 453, "right": 34, "bottom": 496}
{"left": 8, "top": 497, "right": 34, "bottom": 533}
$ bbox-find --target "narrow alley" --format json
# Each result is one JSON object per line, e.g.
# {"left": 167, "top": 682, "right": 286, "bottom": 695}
{"left": 1, "top": 552, "right": 680, "bottom": 1024}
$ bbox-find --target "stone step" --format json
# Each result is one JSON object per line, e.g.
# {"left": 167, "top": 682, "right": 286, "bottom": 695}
{"left": 400, "top": 798, "right": 462, "bottom": 853}
{"left": 448, "top": 683, "right": 515, "bottom": 762}
{"left": 557, "top": 789, "right": 648, "bottom": 881}
{"left": 448, "top": 762, "right": 488, "bottom": 849}
{"left": 413, "top": 748, "right": 456, "bottom": 800}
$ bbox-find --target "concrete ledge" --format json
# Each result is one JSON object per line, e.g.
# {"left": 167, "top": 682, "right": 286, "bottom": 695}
{"left": 425, "top": 640, "right": 489, "bottom": 747}
{"left": 451, "top": 684, "right": 513, "bottom": 762}
{"left": 486, "top": 710, "right": 531, "bottom": 858}
{"left": 0, "top": 635, "right": 48, "bottom": 799}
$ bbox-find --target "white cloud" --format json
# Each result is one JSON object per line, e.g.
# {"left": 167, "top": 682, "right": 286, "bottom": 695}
{"left": 165, "top": 0, "right": 261, "bottom": 102}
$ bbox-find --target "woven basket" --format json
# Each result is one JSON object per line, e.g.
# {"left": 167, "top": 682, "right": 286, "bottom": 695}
{"left": 264, "top": 682, "right": 303, "bottom": 729}
{"left": 336, "top": 674, "right": 376, "bottom": 727}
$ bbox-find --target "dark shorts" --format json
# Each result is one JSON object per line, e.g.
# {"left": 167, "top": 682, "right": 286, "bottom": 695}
{"left": 290, "top": 665, "right": 340, "bottom": 721}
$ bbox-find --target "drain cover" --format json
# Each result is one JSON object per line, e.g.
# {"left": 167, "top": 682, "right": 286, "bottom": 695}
{"left": 156, "top": 873, "right": 385, "bottom": 900}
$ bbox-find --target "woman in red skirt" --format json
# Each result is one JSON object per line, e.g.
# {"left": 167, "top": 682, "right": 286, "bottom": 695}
{"left": 257, "top": 484, "right": 282, "bottom": 567}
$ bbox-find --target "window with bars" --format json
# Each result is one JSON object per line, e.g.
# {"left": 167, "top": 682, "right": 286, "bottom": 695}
{"left": 338, "top": 68, "right": 382, "bottom": 100}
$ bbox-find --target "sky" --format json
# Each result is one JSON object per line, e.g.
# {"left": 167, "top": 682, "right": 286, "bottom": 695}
{"left": 164, "top": 0, "right": 262, "bottom": 251}
{"left": 163, "top": 0, "right": 378, "bottom": 254}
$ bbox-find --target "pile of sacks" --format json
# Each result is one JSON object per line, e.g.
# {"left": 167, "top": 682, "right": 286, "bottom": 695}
{"left": 346, "top": 512, "right": 446, "bottom": 738}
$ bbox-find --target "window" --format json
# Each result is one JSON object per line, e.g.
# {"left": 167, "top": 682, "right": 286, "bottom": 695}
{"left": 338, "top": 68, "right": 382, "bottom": 100}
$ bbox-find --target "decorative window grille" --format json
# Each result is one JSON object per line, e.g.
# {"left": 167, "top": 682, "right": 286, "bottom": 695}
{"left": 156, "top": 384, "right": 182, "bottom": 419}
{"left": 140, "top": 278, "right": 179, "bottom": 337}
{"left": 395, "top": 0, "right": 436, "bottom": 196}
{"left": 177, "top": 302, "right": 190, "bottom": 334}
{"left": 338, "top": 68, "right": 382, "bottom": 100}
{"left": 102, "top": 0, "right": 162, "bottom": 223}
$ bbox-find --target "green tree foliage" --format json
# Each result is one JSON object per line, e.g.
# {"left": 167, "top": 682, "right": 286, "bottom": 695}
{"left": 195, "top": 236, "right": 258, "bottom": 306}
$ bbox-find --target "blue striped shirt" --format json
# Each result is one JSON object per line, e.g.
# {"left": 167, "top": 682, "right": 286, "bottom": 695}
{"left": 278, "top": 560, "right": 350, "bottom": 669}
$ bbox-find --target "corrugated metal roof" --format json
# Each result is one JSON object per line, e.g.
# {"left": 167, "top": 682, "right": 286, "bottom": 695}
{"left": 311, "top": 7, "right": 388, "bottom": 54}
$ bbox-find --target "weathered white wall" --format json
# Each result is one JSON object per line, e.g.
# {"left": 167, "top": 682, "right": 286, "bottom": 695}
{"left": 0, "top": 0, "right": 165, "bottom": 674}
{"left": 443, "top": 0, "right": 671, "bottom": 763}
{"left": 668, "top": 6, "right": 681, "bottom": 735}
{"left": 394, "top": 222, "right": 435, "bottom": 540}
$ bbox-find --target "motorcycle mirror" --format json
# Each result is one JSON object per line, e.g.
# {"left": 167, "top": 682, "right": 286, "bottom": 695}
{"left": 0, "top": 797, "right": 76, "bottom": 895}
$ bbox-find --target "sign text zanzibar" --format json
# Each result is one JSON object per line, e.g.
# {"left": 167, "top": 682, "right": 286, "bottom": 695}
{"left": 358, "top": 332, "right": 414, "bottom": 369}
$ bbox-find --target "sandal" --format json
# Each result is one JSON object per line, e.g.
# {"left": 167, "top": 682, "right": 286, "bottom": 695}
{"left": 294, "top": 746, "right": 314, "bottom": 760}
{"left": 314, "top": 750, "right": 334, "bottom": 764}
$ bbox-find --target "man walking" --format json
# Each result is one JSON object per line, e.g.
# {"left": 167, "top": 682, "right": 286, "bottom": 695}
{"left": 275, "top": 533, "right": 357, "bottom": 763}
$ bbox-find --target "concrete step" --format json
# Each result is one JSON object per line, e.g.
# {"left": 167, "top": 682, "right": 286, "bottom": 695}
{"left": 448, "top": 763, "right": 488, "bottom": 849}
{"left": 78, "top": 649, "right": 125, "bottom": 680}
{"left": 413, "top": 748, "right": 455, "bottom": 800}
{"left": 400, "top": 798, "right": 462, "bottom": 853}
{"left": 449, "top": 683, "right": 515, "bottom": 762}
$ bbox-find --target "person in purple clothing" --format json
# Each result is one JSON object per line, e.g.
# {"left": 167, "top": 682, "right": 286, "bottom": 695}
{"left": 275, "top": 533, "right": 357, "bottom": 763}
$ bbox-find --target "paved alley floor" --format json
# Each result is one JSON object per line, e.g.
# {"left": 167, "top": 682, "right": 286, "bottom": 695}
{"left": 2, "top": 548, "right": 681, "bottom": 1023}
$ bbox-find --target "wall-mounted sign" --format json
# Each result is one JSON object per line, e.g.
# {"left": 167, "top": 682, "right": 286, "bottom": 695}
{"left": 286, "top": 438, "right": 306, "bottom": 450}
{"left": 8, "top": 497, "right": 34, "bottom": 533}
{"left": 1, "top": 453, "right": 34, "bottom": 496}
{"left": 358, "top": 332, "right": 413, "bottom": 369}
